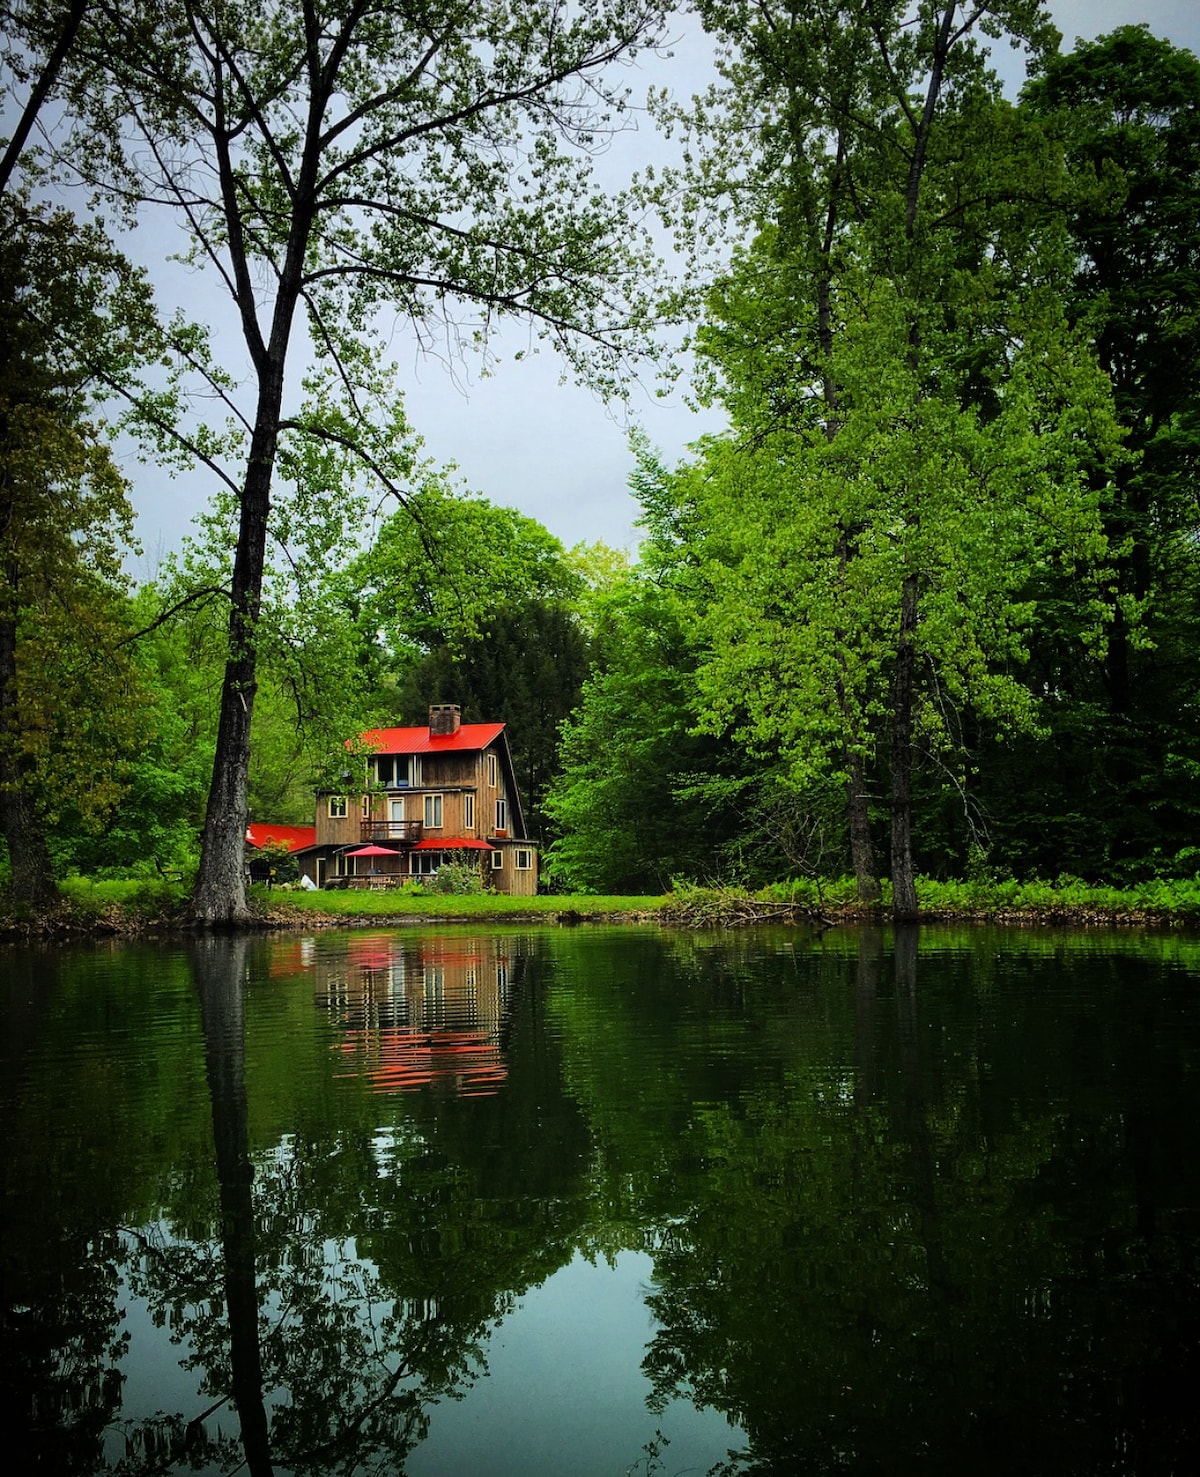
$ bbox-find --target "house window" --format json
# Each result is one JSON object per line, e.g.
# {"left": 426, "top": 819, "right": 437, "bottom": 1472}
{"left": 375, "top": 756, "right": 393, "bottom": 786}
{"left": 328, "top": 795, "right": 347, "bottom": 818}
{"left": 424, "top": 793, "right": 443, "bottom": 828}
{"left": 408, "top": 756, "right": 422, "bottom": 786}
{"left": 361, "top": 794, "right": 371, "bottom": 818}
{"left": 514, "top": 848, "right": 532, "bottom": 870}
{"left": 495, "top": 797, "right": 507, "bottom": 832}
{"left": 487, "top": 752, "right": 498, "bottom": 788}
{"left": 464, "top": 793, "right": 475, "bottom": 830}
{"left": 491, "top": 849, "right": 504, "bottom": 870}
{"left": 411, "top": 852, "right": 439, "bottom": 875}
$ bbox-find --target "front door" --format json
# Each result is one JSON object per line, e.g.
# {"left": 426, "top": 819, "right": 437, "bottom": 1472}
{"left": 390, "top": 798, "right": 405, "bottom": 837}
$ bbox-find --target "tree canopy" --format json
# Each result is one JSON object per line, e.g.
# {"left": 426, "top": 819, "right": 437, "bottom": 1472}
{"left": 8, "top": 0, "right": 672, "bottom": 921}
{"left": 6, "top": 5, "right": 1200, "bottom": 904}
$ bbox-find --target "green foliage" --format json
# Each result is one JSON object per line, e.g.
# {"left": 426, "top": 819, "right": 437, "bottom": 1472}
{"left": 988, "top": 25, "right": 1200, "bottom": 875}
{"left": 543, "top": 568, "right": 726, "bottom": 893}
{"left": 55, "top": 874, "right": 189, "bottom": 918}
{"left": 349, "top": 484, "right": 592, "bottom": 837}
{"left": 618, "top": 2, "right": 1130, "bottom": 910}
{"left": 0, "top": 195, "right": 167, "bottom": 901}
{"left": 428, "top": 860, "right": 487, "bottom": 895}
{"left": 349, "top": 483, "right": 582, "bottom": 656}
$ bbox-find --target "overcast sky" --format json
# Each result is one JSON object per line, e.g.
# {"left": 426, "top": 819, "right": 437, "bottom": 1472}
{"left": 82, "top": 2, "right": 1200, "bottom": 573}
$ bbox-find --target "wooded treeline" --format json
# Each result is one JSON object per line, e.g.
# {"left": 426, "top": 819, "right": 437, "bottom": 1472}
{"left": 3, "top": 3, "right": 1199, "bottom": 920}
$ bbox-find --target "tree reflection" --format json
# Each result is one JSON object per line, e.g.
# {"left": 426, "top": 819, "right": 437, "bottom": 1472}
{"left": 621, "top": 928, "right": 1200, "bottom": 1475}
{"left": 9, "top": 927, "right": 1200, "bottom": 1475}
{"left": 193, "top": 935, "right": 273, "bottom": 1474}
{"left": 0, "top": 1224, "right": 126, "bottom": 1474}
{"left": 111, "top": 934, "right": 589, "bottom": 1475}
{"left": 2, "top": 946, "right": 159, "bottom": 1474}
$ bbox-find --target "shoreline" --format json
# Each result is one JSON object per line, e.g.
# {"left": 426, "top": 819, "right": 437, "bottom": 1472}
{"left": 3, "top": 892, "right": 1198, "bottom": 941}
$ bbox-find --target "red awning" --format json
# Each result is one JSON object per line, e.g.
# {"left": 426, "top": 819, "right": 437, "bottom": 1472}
{"left": 410, "top": 838, "right": 493, "bottom": 851}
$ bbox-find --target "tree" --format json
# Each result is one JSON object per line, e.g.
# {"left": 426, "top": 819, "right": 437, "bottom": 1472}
{"left": 0, "top": 1, "right": 91, "bottom": 197}
{"left": 349, "top": 484, "right": 581, "bottom": 658}
{"left": 28, "top": 0, "right": 671, "bottom": 923}
{"left": 134, "top": 434, "right": 377, "bottom": 842}
{"left": 542, "top": 443, "right": 795, "bottom": 893}
{"left": 392, "top": 601, "right": 591, "bottom": 839}
{"left": 1001, "top": 26, "right": 1200, "bottom": 879}
{"left": 0, "top": 198, "right": 157, "bottom": 906}
{"left": 657, "top": 1, "right": 1118, "bottom": 914}
{"left": 348, "top": 483, "right": 592, "bottom": 836}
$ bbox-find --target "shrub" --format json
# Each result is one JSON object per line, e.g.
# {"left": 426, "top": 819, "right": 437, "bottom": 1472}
{"left": 429, "top": 861, "right": 486, "bottom": 895}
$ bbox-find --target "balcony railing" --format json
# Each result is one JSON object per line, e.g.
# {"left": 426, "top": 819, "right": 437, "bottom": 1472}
{"left": 360, "top": 820, "right": 423, "bottom": 844}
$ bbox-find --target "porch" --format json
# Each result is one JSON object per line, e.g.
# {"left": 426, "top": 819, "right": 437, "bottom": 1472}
{"left": 360, "top": 820, "right": 424, "bottom": 844}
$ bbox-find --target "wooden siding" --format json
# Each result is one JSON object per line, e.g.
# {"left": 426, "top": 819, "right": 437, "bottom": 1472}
{"left": 489, "top": 842, "right": 539, "bottom": 897}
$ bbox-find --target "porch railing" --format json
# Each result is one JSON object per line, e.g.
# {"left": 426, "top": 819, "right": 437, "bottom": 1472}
{"left": 360, "top": 820, "right": 424, "bottom": 843}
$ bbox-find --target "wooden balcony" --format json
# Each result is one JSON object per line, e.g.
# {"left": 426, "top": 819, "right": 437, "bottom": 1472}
{"left": 360, "top": 820, "right": 424, "bottom": 844}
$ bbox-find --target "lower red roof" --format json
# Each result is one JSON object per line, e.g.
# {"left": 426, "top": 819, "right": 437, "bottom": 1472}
{"left": 410, "top": 838, "right": 494, "bottom": 851}
{"left": 245, "top": 824, "right": 317, "bottom": 853}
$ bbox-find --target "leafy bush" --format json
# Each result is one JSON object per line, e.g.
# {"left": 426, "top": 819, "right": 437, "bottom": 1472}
{"left": 58, "top": 876, "right": 188, "bottom": 917}
{"left": 429, "top": 861, "right": 486, "bottom": 895}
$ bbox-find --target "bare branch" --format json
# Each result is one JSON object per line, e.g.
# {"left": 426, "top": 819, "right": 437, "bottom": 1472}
{"left": 119, "top": 584, "right": 233, "bottom": 644}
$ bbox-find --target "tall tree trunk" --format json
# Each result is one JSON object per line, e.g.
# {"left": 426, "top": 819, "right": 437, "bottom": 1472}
{"left": 847, "top": 754, "right": 881, "bottom": 903}
{"left": 0, "top": 591, "right": 58, "bottom": 911}
{"left": 890, "top": 572, "right": 919, "bottom": 921}
{"left": 189, "top": 379, "right": 283, "bottom": 925}
{"left": 833, "top": 514, "right": 879, "bottom": 903}
{"left": 186, "top": 68, "right": 321, "bottom": 926}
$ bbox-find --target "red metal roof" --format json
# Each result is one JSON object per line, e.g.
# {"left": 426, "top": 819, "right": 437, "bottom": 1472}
{"left": 245, "top": 823, "right": 317, "bottom": 853}
{"left": 411, "top": 838, "right": 493, "bottom": 851}
{"left": 358, "top": 722, "right": 505, "bottom": 755}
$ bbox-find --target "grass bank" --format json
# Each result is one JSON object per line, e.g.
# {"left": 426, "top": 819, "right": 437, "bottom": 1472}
{"left": 0, "top": 877, "right": 670, "bottom": 937}
{"left": 4, "top": 874, "right": 1200, "bottom": 938}
{"left": 248, "top": 886, "right": 668, "bottom": 925}
{"left": 672, "top": 875, "right": 1200, "bottom": 928}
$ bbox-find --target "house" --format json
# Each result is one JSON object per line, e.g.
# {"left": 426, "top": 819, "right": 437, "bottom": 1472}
{"left": 298, "top": 704, "right": 538, "bottom": 896}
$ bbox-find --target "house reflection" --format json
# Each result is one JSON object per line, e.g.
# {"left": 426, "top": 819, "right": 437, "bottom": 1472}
{"left": 313, "top": 934, "right": 517, "bottom": 1097}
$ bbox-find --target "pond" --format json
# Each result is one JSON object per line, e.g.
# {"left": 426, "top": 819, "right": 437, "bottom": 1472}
{"left": 3, "top": 923, "right": 1200, "bottom": 1475}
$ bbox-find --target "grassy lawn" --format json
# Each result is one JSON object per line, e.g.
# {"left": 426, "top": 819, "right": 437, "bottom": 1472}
{"left": 38, "top": 876, "right": 668, "bottom": 926}
{"left": 251, "top": 886, "right": 669, "bottom": 920}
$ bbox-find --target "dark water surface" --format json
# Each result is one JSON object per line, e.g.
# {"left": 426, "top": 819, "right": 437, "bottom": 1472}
{"left": 3, "top": 924, "right": 1200, "bottom": 1475}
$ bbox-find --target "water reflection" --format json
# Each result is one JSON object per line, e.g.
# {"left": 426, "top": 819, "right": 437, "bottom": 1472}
{"left": 193, "top": 937, "right": 272, "bottom": 1476}
{"left": 316, "top": 932, "right": 517, "bottom": 1096}
{"left": 4, "top": 925, "right": 1200, "bottom": 1474}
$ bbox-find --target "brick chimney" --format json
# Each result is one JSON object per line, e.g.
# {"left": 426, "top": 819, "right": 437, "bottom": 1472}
{"left": 428, "top": 703, "right": 461, "bottom": 737}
